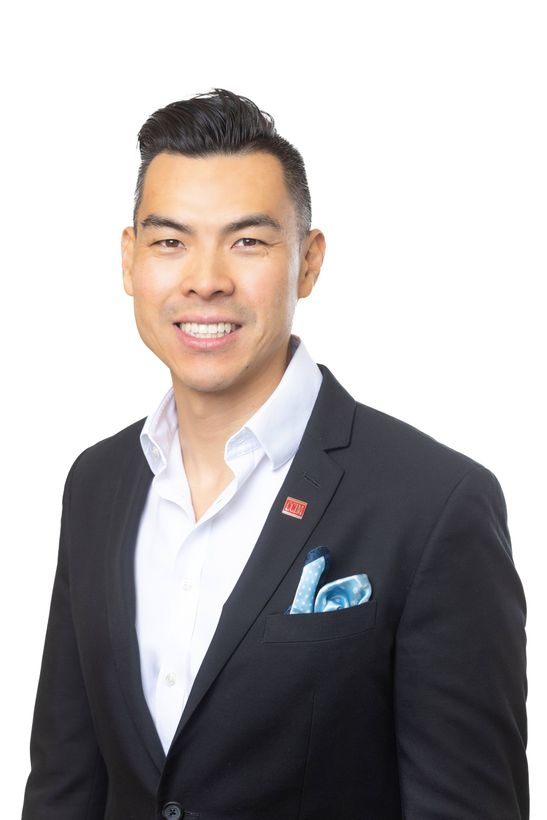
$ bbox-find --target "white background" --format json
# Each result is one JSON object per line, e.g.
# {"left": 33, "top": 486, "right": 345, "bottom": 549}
{"left": 1, "top": 0, "right": 544, "bottom": 814}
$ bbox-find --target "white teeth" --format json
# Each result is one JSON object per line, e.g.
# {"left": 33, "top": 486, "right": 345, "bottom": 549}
{"left": 178, "top": 321, "right": 239, "bottom": 338}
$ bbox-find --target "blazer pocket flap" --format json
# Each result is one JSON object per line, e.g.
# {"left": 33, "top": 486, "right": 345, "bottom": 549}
{"left": 263, "top": 600, "right": 377, "bottom": 643}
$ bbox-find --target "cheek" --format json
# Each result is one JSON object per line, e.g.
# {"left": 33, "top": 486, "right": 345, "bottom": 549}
{"left": 257, "top": 284, "right": 297, "bottom": 339}
{"left": 130, "top": 278, "right": 167, "bottom": 338}
{"left": 252, "top": 280, "right": 286, "bottom": 316}
{"left": 242, "top": 259, "right": 295, "bottom": 313}
{"left": 131, "top": 261, "right": 172, "bottom": 307}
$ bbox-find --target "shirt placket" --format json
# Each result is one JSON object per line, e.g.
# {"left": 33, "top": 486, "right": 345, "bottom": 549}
{"left": 154, "top": 515, "right": 210, "bottom": 747}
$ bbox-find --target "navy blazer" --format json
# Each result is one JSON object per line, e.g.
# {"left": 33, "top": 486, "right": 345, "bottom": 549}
{"left": 22, "top": 364, "right": 528, "bottom": 820}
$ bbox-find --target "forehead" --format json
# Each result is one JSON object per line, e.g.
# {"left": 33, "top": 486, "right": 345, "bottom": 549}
{"left": 139, "top": 151, "right": 295, "bottom": 224}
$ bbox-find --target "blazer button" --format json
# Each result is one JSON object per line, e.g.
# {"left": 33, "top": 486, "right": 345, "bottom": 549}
{"left": 161, "top": 802, "right": 184, "bottom": 819}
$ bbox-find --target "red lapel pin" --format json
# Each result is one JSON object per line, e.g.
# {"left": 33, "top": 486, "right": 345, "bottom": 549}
{"left": 282, "top": 496, "right": 308, "bottom": 519}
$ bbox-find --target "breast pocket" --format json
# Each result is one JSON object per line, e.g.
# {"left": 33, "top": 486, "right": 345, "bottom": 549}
{"left": 262, "top": 600, "right": 377, "bottom": 643}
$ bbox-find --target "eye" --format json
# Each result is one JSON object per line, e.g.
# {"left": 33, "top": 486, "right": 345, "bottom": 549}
{"left": 234, "top": 237, "right": 265, "bottom": 248}
{"left": 153, "top": 239, "right": 184, "bottom": 248}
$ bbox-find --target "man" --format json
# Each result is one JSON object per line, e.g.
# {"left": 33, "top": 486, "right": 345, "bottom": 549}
{"left": 22, "top": 88, "right": 528, "bottom": 820}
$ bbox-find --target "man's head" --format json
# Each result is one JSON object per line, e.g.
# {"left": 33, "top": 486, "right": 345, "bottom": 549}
{"left": 122, "top": 88, "right": 325, "bottom": 403}
{"left": 132, "top": 88, "right": 312, "bottom": 244}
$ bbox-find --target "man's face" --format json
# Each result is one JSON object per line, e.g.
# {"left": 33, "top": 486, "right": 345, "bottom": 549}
{"left": 122, "top": 151, "right": 324, "bottom": 400}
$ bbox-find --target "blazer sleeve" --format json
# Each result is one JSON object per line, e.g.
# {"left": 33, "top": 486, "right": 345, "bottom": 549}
{"left": 394, "top": 465, "right": 528, "bottom": 819}
{"left": 21, "top": 454, "right": 108, "bottom": 820}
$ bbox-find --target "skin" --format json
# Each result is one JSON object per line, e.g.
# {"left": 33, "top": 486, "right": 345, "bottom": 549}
{"left": 121, "top": 150, "right": 326, "bottom": 519}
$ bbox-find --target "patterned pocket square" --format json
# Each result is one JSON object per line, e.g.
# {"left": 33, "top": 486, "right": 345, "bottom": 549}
{"left": 288, "top": 546, "right": 372, "bottom": 614}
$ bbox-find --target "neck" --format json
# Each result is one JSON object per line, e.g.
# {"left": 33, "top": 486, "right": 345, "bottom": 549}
{"left": 172, "top": 340, "right": 294, "bottom": 482}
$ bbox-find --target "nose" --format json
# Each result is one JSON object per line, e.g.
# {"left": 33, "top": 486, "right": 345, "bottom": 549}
{"left": 180, "top": 251, "right": 235, "bottom": 299}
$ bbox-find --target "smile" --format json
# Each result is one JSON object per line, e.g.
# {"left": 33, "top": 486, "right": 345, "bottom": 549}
{"left": 176, "top": 322, "right": 241, "bottom": 339}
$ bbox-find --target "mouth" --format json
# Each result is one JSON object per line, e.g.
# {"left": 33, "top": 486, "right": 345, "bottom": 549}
{"left": 175, "top": 321, "right": 241, "bottom": 339}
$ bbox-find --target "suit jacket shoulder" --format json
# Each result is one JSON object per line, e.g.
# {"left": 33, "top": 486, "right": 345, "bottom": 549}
{"left": 350, "top": 397, "right": 492, "bottom": 492}
{"left": 68, "top": 416, "right": 148, "bottom": 489}
{"left": 309, "top": 363, "right": 497, "bottom": 505}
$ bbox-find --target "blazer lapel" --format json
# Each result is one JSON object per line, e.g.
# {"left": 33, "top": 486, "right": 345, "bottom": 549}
{"left": 169, "top": 364, "right": 356, "bottom": 750}
{"left": 105, "top": 446, "right": 167, "bottom": 773}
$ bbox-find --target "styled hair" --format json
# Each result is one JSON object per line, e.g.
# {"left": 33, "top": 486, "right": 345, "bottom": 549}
{"left": 133, "top": 88, "right": 312, "bottom": 241}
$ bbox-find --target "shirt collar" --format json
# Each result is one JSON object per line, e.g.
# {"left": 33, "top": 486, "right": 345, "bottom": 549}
{"left": 140, "top": 334, "right": 323, "bottom": 474}
{"left": 230, "top": 335, "right": 322, "bottom": 469}
{"left": 140, "top": 387, "right": 178, "bottom": 475}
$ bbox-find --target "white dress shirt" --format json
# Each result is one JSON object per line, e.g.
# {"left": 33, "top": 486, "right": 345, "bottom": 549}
{"left": 135, "top": 335, "right": 323, "bottom": 754}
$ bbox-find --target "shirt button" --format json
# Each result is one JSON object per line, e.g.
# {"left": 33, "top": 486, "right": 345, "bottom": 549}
{"left": 165, "top": 672, "right": 177, "bottom": 687}
{"left": 182, "top": 579, "right": 193, "bottom": 591}
{"left": 161, "top": 803, "right": 183, "bottom": 819}
{"left": 151, "top": 445, "right": 160, "bottom": 458}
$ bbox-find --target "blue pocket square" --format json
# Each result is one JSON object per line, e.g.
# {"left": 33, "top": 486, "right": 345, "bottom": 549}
{"left": 288, "top": 546, "right": 372, "bottom": 614}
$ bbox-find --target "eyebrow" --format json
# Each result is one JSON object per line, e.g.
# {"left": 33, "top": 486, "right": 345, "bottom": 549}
{"left": 139, "top": 212, "right": 283, "bottom": 236}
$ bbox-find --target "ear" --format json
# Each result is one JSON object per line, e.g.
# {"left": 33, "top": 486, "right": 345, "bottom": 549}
{"left": 297, "top": 229, "right": 326, "bottom": 299}
{"left": 121, "top": 226, "right": 136, "bottom": 296}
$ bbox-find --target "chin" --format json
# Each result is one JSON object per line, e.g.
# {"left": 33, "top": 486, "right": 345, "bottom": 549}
{"left": 173, "top": 370, "right": 239, "bottom": 395}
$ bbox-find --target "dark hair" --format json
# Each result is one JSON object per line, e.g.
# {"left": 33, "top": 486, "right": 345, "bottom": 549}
{"left": 133, "top": 88, "right": 312, "bottom": 241}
